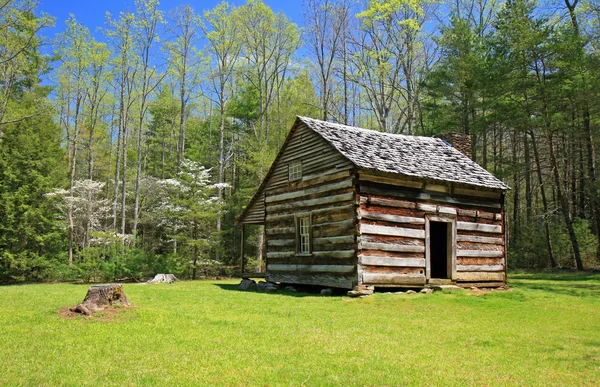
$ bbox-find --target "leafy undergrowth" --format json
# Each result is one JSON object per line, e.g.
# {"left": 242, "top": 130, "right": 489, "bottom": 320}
{"left": 0, "top": 274, "right": 599, "bottom": 386}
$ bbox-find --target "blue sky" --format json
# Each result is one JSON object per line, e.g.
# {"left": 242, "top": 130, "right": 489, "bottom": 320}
{"left": 38, "top": 0, "right": 306, "bottom": 40}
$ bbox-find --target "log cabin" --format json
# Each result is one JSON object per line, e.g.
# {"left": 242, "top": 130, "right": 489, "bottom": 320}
{"left": 237, "top": 116, "right": 509, "bottom": 289}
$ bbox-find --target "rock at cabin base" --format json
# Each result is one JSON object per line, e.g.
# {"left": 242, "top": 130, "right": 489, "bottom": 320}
{"left": 420, "top": 288, "right": 434, "bottom": 294}
{"left": 70, "top": 284, "right": 131, "bottom": 316}
{"left": 431, "top": 285, "right": 463, "bottom": 292}
{"left": 347, "top": 286, "right": 374, "bottom": 297}
{"left": 320, "top": 288, "right": 333, "bottom": 296}
{"left": 284, "top": 286, "right": 297, "bottom": 292}
{"left": 405, "top": 290, "right": 417, "bottom": 294}
{"left": 256, "top": 281, "right": 278, "bottom": 292}
{"left": 239, "top": 279, "right": 256, "bottom": 291}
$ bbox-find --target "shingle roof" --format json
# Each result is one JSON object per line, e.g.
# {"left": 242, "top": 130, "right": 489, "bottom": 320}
{"left": 298, "top": 116, "right": 508, "bottom": 190}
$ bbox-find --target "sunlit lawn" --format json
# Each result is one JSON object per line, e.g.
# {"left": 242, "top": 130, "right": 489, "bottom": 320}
{"left": 1, "top": 273, "right": 599, "bottom": 386}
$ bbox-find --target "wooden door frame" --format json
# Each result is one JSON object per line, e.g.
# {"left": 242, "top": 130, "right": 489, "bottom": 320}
{"left": 425, "top": 215, "right": 457, "bottom": 281}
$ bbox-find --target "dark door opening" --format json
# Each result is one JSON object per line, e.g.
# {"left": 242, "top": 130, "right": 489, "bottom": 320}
{"left": 430, "top": 221, "right": 449, "bottom": 279}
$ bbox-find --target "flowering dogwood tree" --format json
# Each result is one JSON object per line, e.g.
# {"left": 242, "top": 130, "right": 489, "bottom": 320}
{"left": 48, "top": 179, "right": 111, "bottom": 255}
{"left": 151, "top": 159, "right": 225, "bottom": 279}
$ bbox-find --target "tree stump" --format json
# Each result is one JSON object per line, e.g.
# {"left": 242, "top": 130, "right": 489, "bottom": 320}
{"left": 70, "top": 284, "right": 131, "bottom": 316}
{"left": 145, "top": 274, "right": 178, "bottom": 284}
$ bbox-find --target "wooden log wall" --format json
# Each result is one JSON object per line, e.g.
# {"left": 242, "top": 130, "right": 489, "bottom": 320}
{"left": 358, "top": 171, "right": 506, "bottom": 287}
{"left": 264, "top": 123, "right": 358, "bottom": 289}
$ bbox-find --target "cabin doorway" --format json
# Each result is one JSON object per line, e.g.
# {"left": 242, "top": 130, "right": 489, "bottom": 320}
{"left": 429, "top": 221, "right": 450, "bottom": 279}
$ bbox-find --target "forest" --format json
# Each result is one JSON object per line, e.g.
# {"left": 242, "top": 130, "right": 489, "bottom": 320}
{"left": 0, "top": 0, "right": 598, "bottom": 283}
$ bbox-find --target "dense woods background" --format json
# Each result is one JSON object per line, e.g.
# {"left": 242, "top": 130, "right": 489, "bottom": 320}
{"left": 0, "top": 0, "right": 599, "bottom": 283}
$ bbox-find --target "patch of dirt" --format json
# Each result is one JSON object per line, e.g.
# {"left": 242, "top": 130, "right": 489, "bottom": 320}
{"left": 58, "top": 305, "right": 134, "bottom": 321}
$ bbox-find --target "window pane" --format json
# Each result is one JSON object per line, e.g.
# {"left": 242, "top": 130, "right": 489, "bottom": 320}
{"left": 298, "top": 216, "right": 310, "bottom": 254}
{"left": 289, "top": 161, "right": 302, "bottom": 181}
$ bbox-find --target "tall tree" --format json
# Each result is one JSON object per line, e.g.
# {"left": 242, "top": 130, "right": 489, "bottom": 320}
{"left": 0, "top": 0, "right": 65, "bottom": 282}
{"left": 131, "top": 0, "right": 165, "bottom": 239}
{"left": 55, "top": 15, "right": 91, "bottom": 264}
{"left": 105, "top": 10, "right": 138, "bottom": 243}
{"left": 200, "top": 1, "right": 241, "bottom": 258}
{"left": 165, "top": 5, "right": 202, "bottom": 174}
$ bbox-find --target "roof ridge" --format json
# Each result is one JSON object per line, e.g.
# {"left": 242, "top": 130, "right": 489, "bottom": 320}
{"left": 297, "top": 116, "right": 439, "bottom": 142}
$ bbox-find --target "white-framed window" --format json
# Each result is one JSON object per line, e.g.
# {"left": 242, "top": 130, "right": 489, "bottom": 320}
{"left": 289, "top": 161, "right": 302, "bottom": 181}
{"left": 296, "top": 214, "right": 311, "bottom": 255}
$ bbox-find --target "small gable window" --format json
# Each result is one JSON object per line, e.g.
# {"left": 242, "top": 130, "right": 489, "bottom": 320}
{"left": 289, "top": 161, "right": 302, "bottom": 181}
{"left": 295, "top": 214, "right": 312, "bottom": 255}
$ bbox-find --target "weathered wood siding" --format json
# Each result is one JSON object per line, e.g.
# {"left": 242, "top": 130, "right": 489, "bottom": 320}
{"left": 239, "top": 192, "right": 265, "bottom": 224}
{"left": 264, "top": 123, "right": 357, "bottom": 289}
{"left": 357, "top": 170, "right": 505, "bottom": 286}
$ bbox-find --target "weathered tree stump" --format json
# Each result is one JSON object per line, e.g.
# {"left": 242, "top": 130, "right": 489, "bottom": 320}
{"left": 145, "top": 274, "right": 178, "bottom": 284}
{"left": 70, "top": 284, "right": 131, "bottom": 316}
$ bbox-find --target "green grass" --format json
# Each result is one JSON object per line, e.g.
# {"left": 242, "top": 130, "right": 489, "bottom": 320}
{"left": 1, "top": 274, "right": 599, "bottom": 386}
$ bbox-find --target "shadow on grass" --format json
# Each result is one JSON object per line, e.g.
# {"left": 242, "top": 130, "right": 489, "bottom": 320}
{"left": 509, "top": 272, "right": 600, "bottom": 298}
{"left": 214, "top": 283, "right": 345, "bottom": 298}
{"left": 509, "top": 271, "right": 600, "bottom": 282}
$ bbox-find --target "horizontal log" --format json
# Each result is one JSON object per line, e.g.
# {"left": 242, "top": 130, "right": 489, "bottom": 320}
{"left": 477, "top": 211, "right": 496, "bottom": 220}
{"left": 456, "top": 272, "right": 505, "bottom": 282}
{"left": 313, "top": 236, "right": 355, "bottom": 246}
{"left": 311, "top": 204, "right": 355, "bottom": 217}
{"left": 456, "top": 264, "right": 504, "bottom": 272}
{"left": 358, "top": 241, "right": 425, "bottom": 253}
{"left": 299, "top": 169, "right": 352, "bottom": 185}
{"left": 266, "top": 250, "right": 355, "bottom": 259}
{"left": 266, "top": 213, "right": 294, "bottom": 222}
{"left": 361, "top": 185, "right": 502, "bottom": 209}
{"left": 417, "top": 203, "right": 437, "bottom": 212}
{"left": 360, "top": 255, "right": 425, "bottom": 268}
{"left": 361, "top": 224, "right": 425, "bottom": 239}
{"left": 312, "top": 220, "right": 356, "bottom": 239}
{"left": 457, "top": 250, "right": 504, "bottom": 258}
{"left": 267, "top": 167, "right": 345, "bottom": 191}
{"left": 266, "top": 179, "right": 353, "bottom": 203}
{"left": 360, "top": 174, "right": 423, "bottom": 189}
{"left": 456, "top": 235, "right": 504, "bottom": 245}
{"left": 457, "top": 221, "right": 502, "bottom": 234}
{"left": 267, "top": 239, "right": 295, "bottom": 247}
{"left": 266, "top": 251, "right": 294, "bottom": 259}
{"left": 362, "top": 272, "right": 425, "bottom": 285}
{"left": 457, "top": 257, "right": 504, "bottom": 266}
{"left": 458, "top": 209, "right": 476, "bottom": 217}
{"left": 266, "top": 226, "right": 295, "bottom": 235}
{"left": 453, "top": 187, "right": 502, "bottom": 199}
{"left": 367, "top": 197, "right": 416, "bottom": 209}
{"left": 312, "top": 250, "right": 355, "bottom": 259}
{"left": 359, "top": 211, "right": 425, "bottom": 225}
{"left": 267, "top": 264, "right": 355, "bottom": 273}
{"left": 438, "top": 206, "right": 457, "bottom": 215}
{"left": 267, "top": 192, "right": 354, "bottom": 212}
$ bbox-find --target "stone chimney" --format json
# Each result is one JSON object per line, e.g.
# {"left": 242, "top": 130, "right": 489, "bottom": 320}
{"left": 435, "top": 132, "right": 472, "bottom": 159}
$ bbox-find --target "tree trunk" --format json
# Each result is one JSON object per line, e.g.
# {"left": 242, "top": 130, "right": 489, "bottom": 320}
{"left": 530, "top": 130, "right": 557, "bottom": 267}
{"left": 177, "top": 73, "right": 186, "bottom": 174}
{"left": 512, "top": 130, "right": 520, "bottom": 237}
{"left": 547, "top": 131, "right": 584, "bottom": 270}
{"left": 524, "top": 131, "right": 532, "bottom": 223}
{"left": 68, "top": 95, "right": 82, "bottom": 266}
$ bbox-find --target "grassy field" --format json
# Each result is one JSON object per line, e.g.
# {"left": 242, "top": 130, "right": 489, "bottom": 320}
{"left": 1, "top": 274, "right": 599, "bottom": 386}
